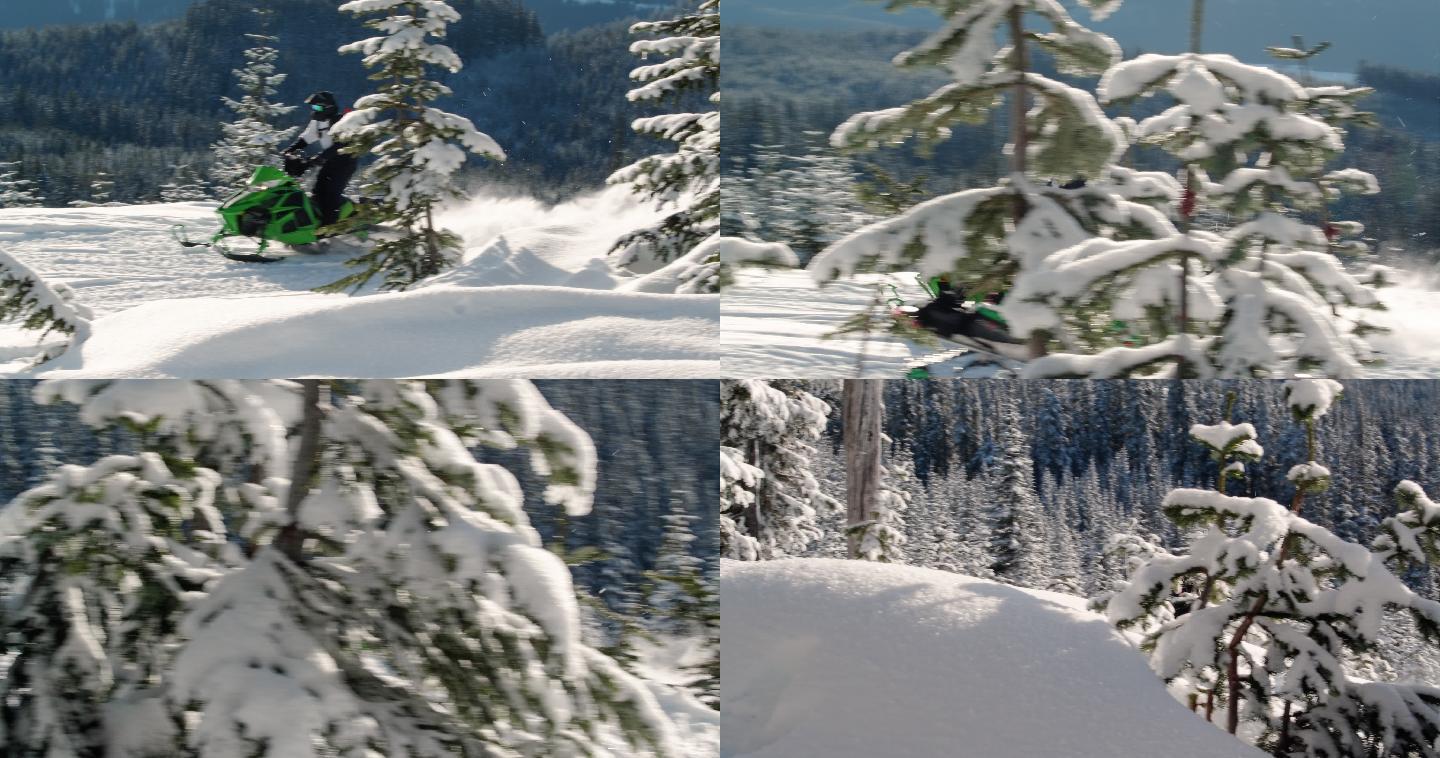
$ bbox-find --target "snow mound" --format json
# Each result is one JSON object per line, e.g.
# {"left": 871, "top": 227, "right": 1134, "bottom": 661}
{"left": 25, "top": 284, "right": 717, "bottom": 378}
{"left": 721, "top": 558, "right": 1266, "bottom": 758}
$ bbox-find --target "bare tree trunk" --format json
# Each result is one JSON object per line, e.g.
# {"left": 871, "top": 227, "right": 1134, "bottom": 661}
{"left": 423, "top": 205, "right": 442, "bottom": 278}
{"left": 1178, "top": 0, "right": 1206, "bottom": 341}
{"left": 843, "top": 379, "right": 883, "bottom": 559}
{"left": 1007, "top": 5, "right": 1029, "bottom": 193}
{"left": 1190, "top": 0, "right": 1206, "bottom": 54}
{"left": 744, "top": 438, "right": 763, "bottom": 544}
{"left": 275, "top": 379, "right": 325, "bottom": 564}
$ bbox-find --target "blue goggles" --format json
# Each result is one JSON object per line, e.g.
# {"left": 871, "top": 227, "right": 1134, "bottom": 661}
{"left": 311, "top": 104, "right": 328, "bottom": 112}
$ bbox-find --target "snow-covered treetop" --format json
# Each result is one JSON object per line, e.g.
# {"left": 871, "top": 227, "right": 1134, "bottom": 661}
{"left": 607, "top": 0, "right": 719, "bottom": 271}
{"left": 1284, "top": 378, "right": 1344, "bottom": 421}
{"left": 832, "top": 0, "right": 1125, "bottom": 179}
{"left": 723, "top": 379, "right": 829, "bottom": 444}
{"left": 1378, "top": 481, "right": 1440, "bottom": 566}
{"left": 338, "top": 0, "right": 463, "bottom": 71}
{"left": 1099, "top": 53, "right": 1340, "bottom": 172}
{"left": 37, "top": 380, "right": 296, "bottom": 476}
{"left": 1190, "top": 421, "right": 1263, "bottom": 461}
{"left": 626, "top": 0, "right": 718, "bottom": 104}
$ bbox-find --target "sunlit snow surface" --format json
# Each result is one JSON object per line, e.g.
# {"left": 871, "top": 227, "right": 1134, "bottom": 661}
{"left": 1367, "top": 272, "right": 1440, "bottom": 377}
{"left": 722, "top": 265, "right": 1440, "bottom": 378}
{"left": 721, "top": 558, "right": 1266, "bottom": 758}
{"left": 0, "top": 188, "right": 718, "bottom": 377}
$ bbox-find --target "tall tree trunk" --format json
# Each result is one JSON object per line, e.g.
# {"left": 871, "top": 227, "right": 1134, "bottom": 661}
{"left": 1178, "top": 0, "right": 1206, "bottom": 341}
{"left": 276, "top": 379, "right": 325, "bottom": 564}
{"left": 844, "top": 379, "right": 883, "bottom": 559}
{"left": 1007, "top": 6, "right": 1048, "bottom": 360}
{"left": 1007, "top": 5, "right": 1029, "bottom": 191}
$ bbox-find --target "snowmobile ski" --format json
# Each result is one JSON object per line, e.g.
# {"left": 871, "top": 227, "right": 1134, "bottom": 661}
{"left": 171, "top": 223, "right": 286, "bottom": 263}
{"left": 901, "top": 335, "right": 1027, "bottom": 379}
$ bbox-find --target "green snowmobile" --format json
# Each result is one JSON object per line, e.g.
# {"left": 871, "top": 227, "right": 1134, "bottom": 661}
{"left": 172, "top": 161, "right": 367, "bottom": 263}
{"left": 896, "top": 275, "right": 1144, "bottom": 378}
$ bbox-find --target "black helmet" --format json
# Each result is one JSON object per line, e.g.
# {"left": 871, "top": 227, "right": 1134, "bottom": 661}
{"left": 305, "top": 91, "right": 340, "bottom": 121}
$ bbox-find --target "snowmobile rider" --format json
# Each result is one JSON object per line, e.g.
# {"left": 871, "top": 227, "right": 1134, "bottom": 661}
{"left": 915, "top": 275, "right": 976, "bottom": 338}
{"left": 283, "top": 91, "right": 357, "bottom": 231}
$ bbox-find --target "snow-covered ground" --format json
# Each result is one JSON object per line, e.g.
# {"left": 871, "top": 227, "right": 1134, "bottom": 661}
{"left": 630, "top": 635, "right": 720, "bottom": 757}
{"left": 723, "top": 265, "right": 1440, "bottom": 378}
{"left": 0, "top": 188, "right": 718, "bottom": 377}
{"left": 1367, "top": 269, "right": 1440, "bottom": 377}
{"left": 722, "top": 558, "right": 1267, "bottom": 758}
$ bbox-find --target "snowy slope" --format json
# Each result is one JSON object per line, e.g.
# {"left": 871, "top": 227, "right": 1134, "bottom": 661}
{"left": 1367, "top": 271, "right": 1440, "bottom": 378}
{"left": 0, "top": 188, "right": 718, "bottom": 377}
{"left": 721, "top": 558, "right": 1268, "bottom": 758}
{"left": 723, "top": 265, "right": 1440, "bottom": 378}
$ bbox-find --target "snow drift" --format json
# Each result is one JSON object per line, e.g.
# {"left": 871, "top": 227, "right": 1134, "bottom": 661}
{"left": 721, "top": 558, "right": 1267, "bottom": 758}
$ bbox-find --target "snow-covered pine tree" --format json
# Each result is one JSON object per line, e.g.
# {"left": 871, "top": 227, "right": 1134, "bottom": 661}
{"left": 0, "top": 250, "right": 94, "bottom": 364}
{"left": 325, "top": 0, "right": 506, "bottom": 292}
{"left": 809, "top": 0, "right": 1164, "bottom": 358}
{"left": 648, "top": 495, "right": 707, "bottom": 631}
{"left": 0, "top": 450, "right": 231, "bottom": 754}
{"left": 1047, "top": 491, "right": 1083, "bottom": 594}
{"left": 159, "top": 162, "right": 213, "bottom": 202}
{"left": 1021, "top": 40, "right": 1387, "bottom": 378}
{"left": 1266, "top": 39, "right": 1382, "bottom": 264}
{"left": 644, "top": 495, "right": 718, "bottom": 706}
{"left": 720, "top": 379, "right": 839, "bottom": 560}
{"left": 948, "top": 473, "right": 995, "bottom": 578}
{"left": 0, "top": 161, "right": 44, "bottom": 208}
{"left": 728, "top": 145, "right": 789, "bottom": 243}
{"left": 768, "top": 133, "right": 877, "bottom": 262}
{"left": 210, "top": 9, "right": 297, "bottom": 190}
{"left": 988, "top": 395, "right": 1048, "bottom": 587}
{"left": 1094, "top": 516, "right": 1167, "bottom": 595}
{"left": 11, "top": 379, "right": 682, "bottom": 756}
{"left": 607, "top": 0, "right": 719, "bottom": 284}
{"left": 1102, "top": 379, "right": 1440, "bottom": 756}
{"left": 68, "top": 172, "right": 123, "bottom": 208}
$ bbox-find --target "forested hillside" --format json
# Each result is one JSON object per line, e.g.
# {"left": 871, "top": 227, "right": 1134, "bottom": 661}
{"left": 797, "top": 380, "right": 1440, "bottom": 600}
{"left": 0, "top": 0, "right": 668, "bottom": 204}
{"left": 0, "top": 0, "right": 651, "bottom": 33}
{"left": 0, "top": 0, "right": 196, "bottom": 27}
{"left": 725, "top": 25, "right": 1440, "bottom": 260}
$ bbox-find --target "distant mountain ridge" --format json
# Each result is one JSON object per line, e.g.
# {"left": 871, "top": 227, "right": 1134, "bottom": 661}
{"left": 725, "top": 0, "right": 1440, "bottom": 73}
{"left": 0, "top": 0, "right": 196, "bottom": 26}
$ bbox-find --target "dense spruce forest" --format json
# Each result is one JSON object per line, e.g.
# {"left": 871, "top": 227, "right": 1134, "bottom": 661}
{"left": 797, "top": 380, "right": 1440, "bottom": 593}
{"left": 724, "top": 25, "right": 1440, "bottom": 262}
{"left": 0, "top": 0, "right": 674, "bottom": 205}
{"left": 0, "top": 380, "right": 719, "bottom": 605}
